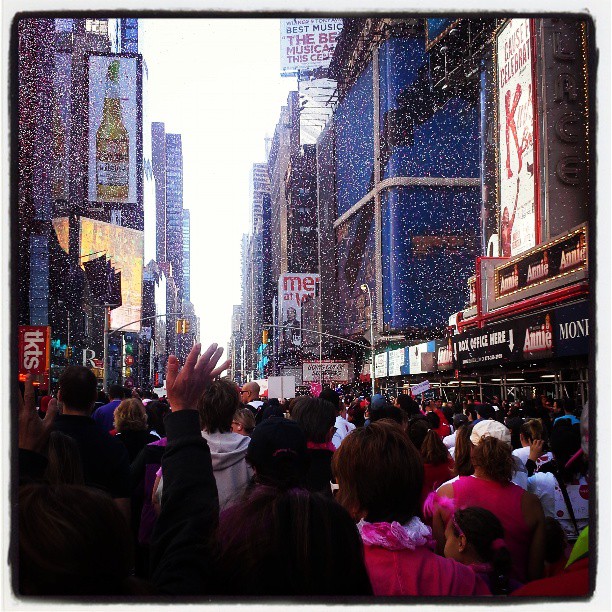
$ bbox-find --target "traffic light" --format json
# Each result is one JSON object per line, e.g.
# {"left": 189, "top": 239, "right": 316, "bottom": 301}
{"left": 176, "top": 319, "right": 190, "bottom": 334}
{"left": 64, "top": 346, "right": 72, "bottom": 359}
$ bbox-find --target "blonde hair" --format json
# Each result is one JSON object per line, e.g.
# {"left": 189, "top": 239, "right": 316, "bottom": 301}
{"left": 113, "top": 399, "right": 147, "bottom": 432}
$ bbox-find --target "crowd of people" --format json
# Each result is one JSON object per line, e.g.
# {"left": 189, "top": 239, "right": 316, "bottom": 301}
{"left": 17, "top": 343, "right": 591, "bottom": 599}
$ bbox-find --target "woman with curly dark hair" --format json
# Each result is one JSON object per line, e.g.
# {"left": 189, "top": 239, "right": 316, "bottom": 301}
{"left": 433, "top": 419, "right": 546, "bottom": 584}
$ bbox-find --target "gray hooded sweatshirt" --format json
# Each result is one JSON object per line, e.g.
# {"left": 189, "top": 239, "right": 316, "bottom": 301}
{"left": 156, "top": 430, "right": 252, "bottom": 511}
{"left": 201, "top": 431, "right": 252, "bottom": 509}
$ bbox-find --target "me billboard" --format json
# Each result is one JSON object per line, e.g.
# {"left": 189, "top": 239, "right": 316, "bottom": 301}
{"left": 278, "top": 273, "right": 319, "bottom": 352}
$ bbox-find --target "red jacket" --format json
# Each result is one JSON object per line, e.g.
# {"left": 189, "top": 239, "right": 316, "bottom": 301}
{"left": 363, "top": 544, "right": 491, "bottom": 597}
{"left": 511, "top": 557, "right": 589, "bottom": 597}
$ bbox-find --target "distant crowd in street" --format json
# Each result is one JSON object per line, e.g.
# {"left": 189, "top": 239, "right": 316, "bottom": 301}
{"left": 17, "top": 344, "right": 590, "bottom": 599}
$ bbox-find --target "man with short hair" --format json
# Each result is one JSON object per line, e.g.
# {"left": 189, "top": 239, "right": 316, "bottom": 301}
{"left": 92, "top": 384, "right": 125, "bottom": 433}
{"left": 240, "top": 381, "right": 263, "bottom": 416}
{"left": 54, "top": 367, "right": 131, "bottom": 522}
{"left": 553, "top": 399, "right": 580, "bottom": 427}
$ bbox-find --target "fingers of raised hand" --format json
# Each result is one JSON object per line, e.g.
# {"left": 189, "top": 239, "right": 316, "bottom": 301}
{"left": 182, "top": 343, "right": 202, "bottom": 376}
{"left": 43, "top": 398, "right": 58, "bottom": 428}
{"left": 193, "top": 344, "right": 220, "bottom": 380}
{"left": 210, "top": 358, "right": 231, "bottom": 379}
{"left": 166, "top": 355, "right": 179, "bottom": 389}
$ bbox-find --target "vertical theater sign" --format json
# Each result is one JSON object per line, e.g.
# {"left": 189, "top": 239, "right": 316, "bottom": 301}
{"left": 497, "top": 18, "right": 538, "bottom": 258}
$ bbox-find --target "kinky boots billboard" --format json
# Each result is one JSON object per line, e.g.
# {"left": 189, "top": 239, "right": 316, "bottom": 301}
{"left": 453, "top": 300, "right": 589, "bottom": 369}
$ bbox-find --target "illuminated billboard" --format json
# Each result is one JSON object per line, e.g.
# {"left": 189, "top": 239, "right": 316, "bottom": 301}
{"left": 88, "top": 54, "right": 140, "bottom": 204}
{"left": 79, "top": 218, "right": 144, "bottom": 331}
{"left": 496, "top": 19, "right": 538, "bottom": 257}
{"left": 280, "top": 18, "right": 343, "bottom": 75}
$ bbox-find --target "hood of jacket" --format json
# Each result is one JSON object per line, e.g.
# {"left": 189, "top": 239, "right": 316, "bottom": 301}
{"left": 202, "top": 431, "right": 250, "bottom": 471}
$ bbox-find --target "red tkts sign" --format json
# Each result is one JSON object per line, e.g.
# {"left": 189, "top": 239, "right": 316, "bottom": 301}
{"left": 18, "top": 326, "right": 51, "bottom": 384}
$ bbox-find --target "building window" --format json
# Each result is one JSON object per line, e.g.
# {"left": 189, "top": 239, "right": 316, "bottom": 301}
{"left": 85, "top": 19, "right": 109, "bottom": 36}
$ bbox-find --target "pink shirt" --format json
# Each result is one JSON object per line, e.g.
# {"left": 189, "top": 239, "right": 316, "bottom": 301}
{"left": 452, "top": 475, "right": 532, "bottom": 583}
{"left": 364, "top": 544, "right": 490, "bottom": 597}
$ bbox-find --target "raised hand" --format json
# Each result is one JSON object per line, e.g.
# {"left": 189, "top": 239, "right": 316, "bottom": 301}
{"left": 166, "top": 343, "right": 231, "bottom": 412}
{"left": 528, "top": 438, "right": 544, "bottom": 462}
{"left": 18, "top": 374, "right": 58, "bottom": 454}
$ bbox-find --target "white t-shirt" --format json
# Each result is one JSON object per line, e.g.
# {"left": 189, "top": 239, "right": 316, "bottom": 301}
{"left": 528, "top": 472, "right": 589, "bottom": 539}
{"left": 332, "top": 415, "right": 356, "bottom": 449}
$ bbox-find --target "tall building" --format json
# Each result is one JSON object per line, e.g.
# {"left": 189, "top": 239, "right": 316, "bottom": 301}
{"left": 16, "top": 17, "right": 147, "bottom": 390}
{"left": 182, "top": 209, "right": 191, "bottom": 302}
{"left": 249, "top": 164, "right": 273, "bottom": 377}
{"left": 268, "top": 92, "right": 300, "bottom": 284}
{"left": 151, "top": 122, "right": 185, "bottom": 362}
{"left": 151, "top": 121, "right": 167, "bottom": 264}
{"left": 165, "top": 133, "right": 184, "bottom": 301}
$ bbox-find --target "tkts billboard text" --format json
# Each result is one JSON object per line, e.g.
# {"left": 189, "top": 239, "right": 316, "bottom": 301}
{"left": 19, "top": 326, "right": 51, "bottom": 386}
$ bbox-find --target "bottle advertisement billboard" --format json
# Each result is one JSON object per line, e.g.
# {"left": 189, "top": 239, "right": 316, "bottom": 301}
{"left": 88, "top": 54, "right": 140, "bottom": 204}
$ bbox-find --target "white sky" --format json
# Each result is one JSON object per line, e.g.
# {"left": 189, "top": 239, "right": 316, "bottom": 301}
{"left": 138, "top": 18, "right": 297, "bottom": 352}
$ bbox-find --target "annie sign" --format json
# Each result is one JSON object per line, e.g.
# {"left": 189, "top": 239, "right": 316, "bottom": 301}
{"left": 497, "top": 19, "right": 538, "bottom": 258}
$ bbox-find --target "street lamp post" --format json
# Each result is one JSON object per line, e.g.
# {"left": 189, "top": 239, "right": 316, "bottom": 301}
{"left": 360, "top": 284, "right": 375, "bottom": 397}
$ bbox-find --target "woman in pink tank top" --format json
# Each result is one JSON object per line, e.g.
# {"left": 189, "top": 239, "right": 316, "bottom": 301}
{"left": 433, "top": 429, "right": 546, "bottom": 584}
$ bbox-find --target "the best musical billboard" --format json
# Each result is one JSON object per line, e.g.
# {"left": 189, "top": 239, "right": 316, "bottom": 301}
{"left": 79, "top": 218, "right": 144, "bottom": 332}
{"left": 497, "top": 19, "right": 538, "bottom": 258}
{"left": 88, "top": 54, "right": 140, "bottom": 204}
{"left": 280, "top": 18, "right": 343, "bottom": 75}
